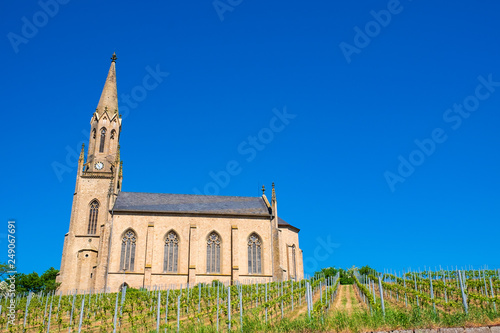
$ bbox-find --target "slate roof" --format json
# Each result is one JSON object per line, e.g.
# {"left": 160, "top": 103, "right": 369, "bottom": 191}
{"left": 278, "top": 217, "right": 300, "bottom": 232}
{"left": 113, "top": 192, "right": 271, "bottom": 217}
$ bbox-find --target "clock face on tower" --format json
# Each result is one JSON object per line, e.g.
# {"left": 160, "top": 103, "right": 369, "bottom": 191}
{"left": 95, "top": 162, "right": 104, "bottom": 170}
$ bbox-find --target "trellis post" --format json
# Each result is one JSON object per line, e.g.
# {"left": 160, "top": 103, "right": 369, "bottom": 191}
{"left": 68, "top": 291, "right": 77, "bottom": 333}
{"left": 77, "top": 296, "right": 85, "bottom": 333}
{"left": 457, "top": 269, "right": 468, "bottom": 314}
{"left": 378, "top": 276, "right": 385, "bottom": 317}
{"left": 490, "top": 277, "right": 497, "bottom": 312}
{"left": 177, "top": 295, "right": 180, "bottom": 333}
{"left": 227, "top": 286, "right": 231, "bottom": 331}
{"left": 156, "top": 290, "right": 161, "bottom": 333}
{"left": 239, "top": 285, "right": 243, "bottom": 332}
{"left": 429, "top": 271, "right": 436, "bottom": 312}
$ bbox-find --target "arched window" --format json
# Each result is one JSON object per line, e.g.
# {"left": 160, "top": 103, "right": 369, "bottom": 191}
{"left": 292, "top": 245, "right": 297, "bottom": 279}
{"left": 120, "top": 230, "right": 137, "bottom": 271}
{"left": 206, "top": 232, "right": 221, "bottom": 273}
{"left": 87, "top": 200, "right": 99, "bottom": 234}
{"left": 110, "top": 129, "right": 116, "bottom": 140}
{"left": 164, "top": 231, "right": 179, "bottom": 272}
{"left": 248, "top": 233, "right": 262, "bottom": 274}
{"left": 92, "top": 128, "right": 96, "bottom": 139}
{"left": 99, "top": 128, "right": 107, "bottom": 153}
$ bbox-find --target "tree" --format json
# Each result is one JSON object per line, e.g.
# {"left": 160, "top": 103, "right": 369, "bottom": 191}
{"left": 339, "top": 268, "right": 354, "bottom": 285}
{"left": 15, "top": 272, "right": 43, "bottom": 293}
{"left": 41, "top": 267, "right": 61, "bottom": 293}
{"left": 314, "top": 267, "right": 339, "bottom": 279}
{"left": 0, "top": 263, "right": 10, "bottom": 280}
{"left": 359, "top": 265, "right": 374, "bottom": 276}
{"left": 12, "top": 267, "right": 60, "bottom": 293}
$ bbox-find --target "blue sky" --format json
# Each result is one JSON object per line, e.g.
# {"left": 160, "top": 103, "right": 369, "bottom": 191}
{"left": 1, "top": 0, "right": 499, "bottom": 277}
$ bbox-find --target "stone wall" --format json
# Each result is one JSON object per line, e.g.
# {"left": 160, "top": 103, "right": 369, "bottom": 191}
{"left": 106, "top": 213, "right": 276, "bottom": 291}
{"left": 372, "top": 326, "right": 500, "bottom": 333}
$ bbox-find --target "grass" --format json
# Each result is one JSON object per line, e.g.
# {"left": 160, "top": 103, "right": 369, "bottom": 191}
{"left": 11, "top": 282, "right": 500, "bottom": 332}
{"left": 173, "top": 302, "right": 499, "bottom": 333}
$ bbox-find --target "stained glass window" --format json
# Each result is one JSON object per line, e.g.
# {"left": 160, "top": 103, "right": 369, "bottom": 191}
{"left": 248, "top": 233, "right": 262, "bottom": 274}
{"left": 164, "top": 231, "right": 179, "bottom": 272}
{"left": 87, "top": 200, "right": 99, "bottom": 234}
{"left": 206, "top": 232, "right": 221, "bottom": 273}
{"left": 120, "top": 230, "right": 137, "bottom": 271}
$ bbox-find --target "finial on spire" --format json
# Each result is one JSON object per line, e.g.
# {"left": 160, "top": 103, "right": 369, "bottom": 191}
{"left": 272, "top": 182, "right": 276, "bottom": 201}
{"left": 111, "top": 52, "right": 117, "bottom": 63}
{"left": 79, "top": 143, "right": 85, "bottom": 162}
{"left": 261, "top": 185, "right": 265, "bottom": 195}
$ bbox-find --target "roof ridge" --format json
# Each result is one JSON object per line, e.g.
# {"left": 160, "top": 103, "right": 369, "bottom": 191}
{"left": 113, "top": 191, "right": 270, "bottom": 217}
{"left": 118, "top": 191, "right": 263, "bottom": 199}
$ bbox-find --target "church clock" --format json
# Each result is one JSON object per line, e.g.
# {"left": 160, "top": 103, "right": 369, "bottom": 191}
{"left": 95, "top": 162, "right": 104, "bottom": 170}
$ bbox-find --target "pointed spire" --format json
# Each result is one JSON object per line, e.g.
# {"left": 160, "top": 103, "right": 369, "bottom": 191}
{"left": 96, "top": 53, "right": 118, "bottom": 114}
{"left": 79, "top": 144, "right": 85, "bottom": 162}
{"left": 272, "top": 182, "right": 276, "bottom": 202}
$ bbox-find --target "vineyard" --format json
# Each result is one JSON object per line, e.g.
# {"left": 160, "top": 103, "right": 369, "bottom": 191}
{"left": 0, "top": 275, "right": 338, "bottom": 332}
{"left": 1, "top": 268, "right": 500, "bottom": 332}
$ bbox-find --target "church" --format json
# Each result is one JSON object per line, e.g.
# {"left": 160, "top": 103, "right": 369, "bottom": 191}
{"left": 56, "top": 54, "right": 304, "bottom": 293}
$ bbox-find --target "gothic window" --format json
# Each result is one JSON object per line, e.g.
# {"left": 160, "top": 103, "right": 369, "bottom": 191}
{"left": 87, "top": 200, "right": 99, "bottom": 235}
{"left": 111, "top": 129, "right": 116, "bottom": 140}
{"left": 99, "top": 128, "right": 107, "bottom": 153}
{"left": 292, "top": 245, "right": 297, "bottom": 279}
{"left": 92, "top": 128, "right": 96, "bottom": 139}
{"left": 247, "top": 233, "right": 262, "bottom": 274}
{"left": 120, "top": 230, "right": 137, "bottom": 271}
{"left": 206, "top": 232, "right": 221, "bottom": 273}
{"left": 164, "top": 231, "right": 179, "bottom": 272}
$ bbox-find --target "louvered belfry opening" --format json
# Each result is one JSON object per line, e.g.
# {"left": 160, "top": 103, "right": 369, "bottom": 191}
{"left": 248, "top": 233, "right": 262, "bottom": 274}
{"left": 120, "top": 230, "right": 136, "bottom": 271}
{"left": 164, "top": 231, "right": 179, "bottom": 272}
{"left": 99, "top": 127, "right": 107, "bottom": 153}
{"left": 206, "top": 232, "right": 221, "bottom": 273}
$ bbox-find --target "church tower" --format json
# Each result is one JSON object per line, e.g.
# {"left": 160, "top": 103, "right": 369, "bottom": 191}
{"left": 57, "top": 54, "right": 122, "bottom": 293}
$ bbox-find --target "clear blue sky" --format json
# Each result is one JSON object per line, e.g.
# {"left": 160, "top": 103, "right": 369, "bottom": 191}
{"left": 1, "top": 0, "right": 499, "bottom": 277}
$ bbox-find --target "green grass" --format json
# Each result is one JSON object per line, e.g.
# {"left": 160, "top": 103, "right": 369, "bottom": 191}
{"left": 164, "top": 304, "right": 499, "bottom": 333}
